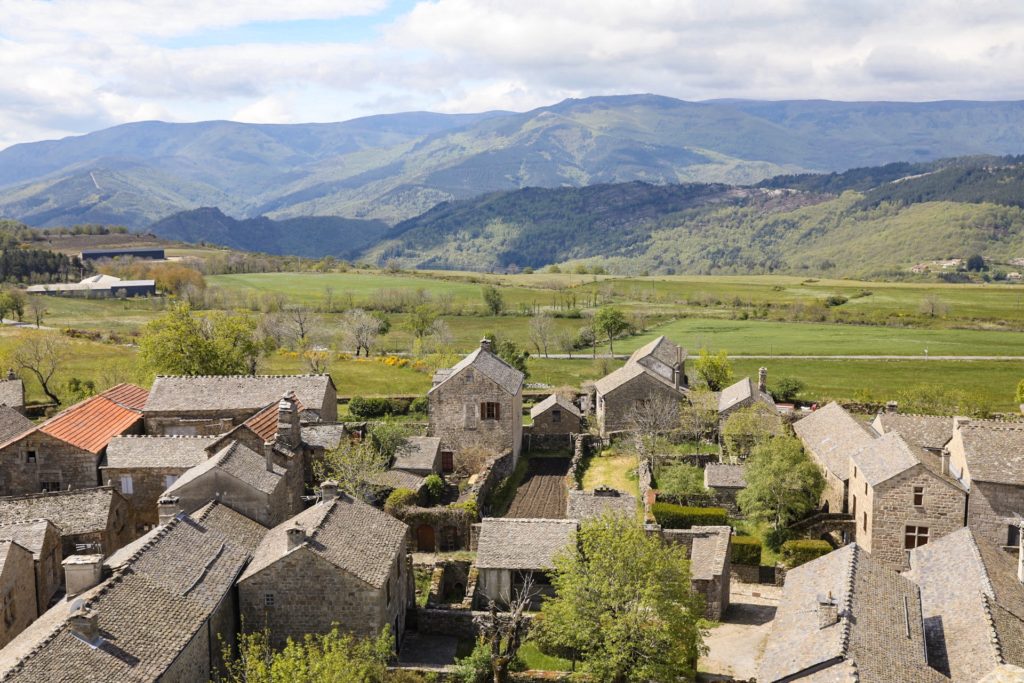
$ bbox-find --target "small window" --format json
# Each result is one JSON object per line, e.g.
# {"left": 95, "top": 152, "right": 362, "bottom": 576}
{"left": 25, "top": 450, "right": 36, "bottom": 464}
{"left": 1009, "top": 525, "right": 1021, "bottom": 548}
{"left": 164, "top": 474, "right": 178, "bottom": 489}
{"left": 264, "top": 592, "right": 275, "bottom": 608}
{"left": 905, "top": 525, "right": 929, "bottom": 549}
{"left": 120, "top": 474, "right": 134, "bottom": 495}
{"left": 40, "top": 481, "right": 60, "bottom": 492}
{"left": 913, "top": 486, "right": 924, "bottom": 507}
{"left": 853, "top": 466, "right": 857, "bottom": 478}
{"left": 480, "top": 402, "right": 500, "bottom": 420}
{"left": 864, "top": 482, "right": 868, "bottom": 495}
{"left": 862, "top": 511, "right": 868, "bottom": 532}
{"left": 851, "top": 495, "right": 856, "bottom": 518}
{"left": 386, "top": 578, "right": 392, "bottom": 606}
{"left": 552, "top": 409, "right": 561, "bottom": 423}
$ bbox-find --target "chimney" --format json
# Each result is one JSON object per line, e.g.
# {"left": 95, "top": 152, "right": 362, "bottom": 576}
{"left": 63, "top": 555, "right": 104, "bottom": 596}
{"left": 1018, "top": 521, "right": 1024, "bottom": 584}
{"left": 6, "top": 368, "right": 15, "bottom": 381}
{"left": 157, "top": 495, "right": 181, "bottom": 525}
{"left": 276, "top": 391, "right": 300, "bottom": 448}
{"left": 816, "top": 592, "right": 839, "bottom": 629}
{"left": 886, "top": 401, "right": 898, "bottom": 414}
{"left": 758, "top": 367, "right": 768, "bottom": 394}
{"left": 68, "top": 606, "right": 100, "bottom": 644}
{"left": 940, "top": 448, "right": 950, "bottom": 476}
{"left": 321, "top": 480, "right": 339, "bottom": 502}
{"left": 263, "top": 441, "right": 276, "bottom": 473}
{"left": 953, "top": 416, "right": 971, "bottom": 431}
{"left": 480, "top": 338, "right": 492, "bottom": 353}
{"left": 285, "top": 524, "right": 306, "bottom": 551}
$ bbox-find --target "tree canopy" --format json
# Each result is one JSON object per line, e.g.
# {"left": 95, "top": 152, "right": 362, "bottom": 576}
{"left": 737, "top": 436, "right": 825, "bottom": 532}
{"left": 138, "top": 302, "right": 267, "bottom": 375}
{"left": 593, "top": 307, "right": 629, "bottom": 354}
{"left": 693, "top": 348, "right": 733, "bottom": 391}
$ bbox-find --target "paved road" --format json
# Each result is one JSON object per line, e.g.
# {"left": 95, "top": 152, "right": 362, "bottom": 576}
{"left": 538, "top": 353, "right": 1024, "bottom": 361}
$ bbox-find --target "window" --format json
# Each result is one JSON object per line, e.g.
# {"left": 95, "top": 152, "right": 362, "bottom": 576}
{"left": 386, "top": 577, "right": 392, "bottom": 606}
{"left": 853, "top": 466, "right": 857, "bottom": 478}
{"left": 480, "top": 402, "right": 501, "bottom": 420}
{"left": 851, "top": 495, "right": 856, "bottom": 518}
{"left": 164, "top": 474, "right": 178, "bottom": 489}
{"left": 264, "top": 592, "right": 275, "bottom": 608}
{"left": 25, "top": 450, "right": 36, "bottom": 464}
{"left": 862, "top": 511, "right": 868, "bottom": 532}
{"left": 864, "top": 482, "right": 868, "bottom": 495}
{"left": 441, "top": 451, "right": 454, "bottom": 474}
{"left": 905, "top": 526, "right": 930, "bottom": 549}
{"left": 1009, "top": 525, "right": 1021, "bottom": 548}
{"left": 913, "top": 486, "right": 924, "bottom": 507}
{"left": 40, "top": 481, "right": 60, "bottom": 492}
{"left": 552, "top": 409, "right": 561, "bottom": 423}
{"left": 120, "top": 475, "right": 134, "bottom": 495}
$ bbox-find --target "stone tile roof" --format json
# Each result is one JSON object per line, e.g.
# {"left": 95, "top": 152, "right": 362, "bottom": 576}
{"left": 29, "top": 384, "right": 147, "bottom": 454}
{"left": 849, "top": 432, "right": 920, "bottom": 487}
{"left": 979, "top": 664, "right": 1024, "bottom": 682}
{"left": 0, "top": 407, "right": 33, "bottom": 445}
{"left": 703, "top": 463, "right": 747, "bottom": 489}
{"left": 873, "top": 413, "right": 953, "bottom": 451}
{"left": 717, "top": 377, "right": 775, "bottom": 413}
{"left": 0, "top": 513, "right": 250, "bottom": 683}
{"left": 760, "top": 543, "right": 945, "bottom": 683}
{"left": 375, "top": 469, "right": 426, "bottom": 491}
{"left": 475, "top": 518, "right": 577, "bottom": 570}
{"left": 392, "top": 436, "right": 441, "bottom": 472}
{"left": 0, "top": 487, "right": 120, "bottom": 536}
{"left": 0, "top": 520, "right": 53, "bottom": 558}
{"left": 626, "top": 336, "right": 684, "bottom": 367}
{"left": 958, "top": 423, "right": 1024, "bottom": 485}
{"left": 688, "top": 526, "right": 731, "bottom": 582}
{"left": 428, "top": 348, "right": 524, "bottom": 396}
{"left": 300, "top": 423, "right": 348, "bottom": 450}
{"left": 793, "top": 402, "right": 878, "bottom": 481}
{"left": 192, "top": 501, "right": 269, "bottom": 556}
{"left": 907, "top": 527, "right": 1024, "bottom": 681}
{"left": 566, "top": 489, "right": 637, "bottom": 520}
{"left": 593, "top": 362, "right": 647, "bottom": 395}
{"left": 165, "top": 440, "right": 285, "bottom": 497}
{"left": 530, "top": 394, "right": 581, "bottom": 419}
{"left": 0, "top": 379, "right": 24, "bottom": 409}
{"left": 102, "top": 435, "right": 218, "bottom": 469}
{"left": 240, "top": 494, "right": 407, "bottom": 589}
{"left": 145, "top": 374, "right": 333, "bottom": 413}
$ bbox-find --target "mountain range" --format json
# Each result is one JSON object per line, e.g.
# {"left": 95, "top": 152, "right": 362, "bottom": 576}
{"left": 3, "top": 95, "right": 1024, "bottom": 229}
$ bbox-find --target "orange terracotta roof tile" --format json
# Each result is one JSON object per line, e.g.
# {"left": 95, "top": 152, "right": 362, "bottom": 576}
{"left": 100, "top": 383, "right": 149, "bottom": 410}
{"left": 242, "top": 396, "right": 305, "bottom": 442}
{"left": 37, "top": 384, "right": 145, "bottom": 454}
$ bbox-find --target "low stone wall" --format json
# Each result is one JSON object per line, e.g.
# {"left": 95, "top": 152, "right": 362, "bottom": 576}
{"left": 470, "top": 451, "right": 516, "bottom": 517}
{"left": 565, "top": 434, "right": 601, "bottom": 491}
{"left": 731, "top": 563, "right": 761, "bottom": 584}
{"left": 522, "top": 432, "right": 578, "bottom": 454}
{"left": 413, "top": 607, "right": 479, "bottom": 640}
{"left": 638, "top": 459, "right": 654, "bottom": 517}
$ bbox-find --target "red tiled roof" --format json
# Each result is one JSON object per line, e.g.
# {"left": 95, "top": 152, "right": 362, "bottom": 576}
{"left": 37, "top": 384, "right": 145, "bottom": 454}
{"left": 242, "top": 396, "right": 304, "bottom": 442}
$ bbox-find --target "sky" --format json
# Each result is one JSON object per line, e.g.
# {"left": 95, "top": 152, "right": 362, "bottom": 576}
{"left": 1, "top": 0, "right": 1023, "bottom": 149}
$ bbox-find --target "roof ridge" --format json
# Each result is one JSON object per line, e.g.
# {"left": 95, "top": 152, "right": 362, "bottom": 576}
{"left": 967, "top": 531, "right": 999, "bottom": 600}
{"left": 154, "top": 373, "right": 328, "bottom": 379}
{"left": 838, "top": 544, "right": 858, "bottom": 657}
{"left": 981, "top": 592, "right": 1006, "bottom": 665}
{"left": 0, "top": 518, "right": 50, "bottom": 528}
{"left": 114, "top": 434, "right": 214, "bottom": 440}
{"left": 0, "top": 486, "right": 112, "bottom": 502}
{"left": 115, "top": 516, "right": 183, "bottom": 570}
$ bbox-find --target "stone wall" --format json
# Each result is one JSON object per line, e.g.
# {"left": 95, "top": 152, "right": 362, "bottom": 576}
{"left": 415, "top": 607, "right": 479, "bottom": 640}
{"left": 522, "top": 432, "right": 578, "bottom": 454}
{"left": 144, "top": 413, "right": 239, "bottom": 437}
{"left": 597, "top": 373, "right": 684, "bottom": 436}
{"left": 0, "top": 542, "right": 37, "bottom": 648}
{"left": 161, "top": 620, "right": 212, "bottom": 683}
{"left": 102, "top": 465, "right": 194, "bottom": 532}
{"left": 33, "top": 523, "right": 61, "bottom": 614}
{"left": 0, "top": 431, "right": 113, "bottom": 496}
{"left": 967, "top": 481, "right": 1024, "bottom": 550}
{"left": 400, "top": 507, "right": 476, "bottom": 553}
{"left": 429, "top": 365, "right": 523, "bottom": 464}
{"left": 471, "top": 451, "right": 516, "bottom": 517}
{"left": 638, "top": 459, "right": 654, "bottom": 517}
{"left": 172, "top": 468, "right": 285, "bottom": 528}
{"left": 527, "top": 406, "right": 582, "bottom": 436}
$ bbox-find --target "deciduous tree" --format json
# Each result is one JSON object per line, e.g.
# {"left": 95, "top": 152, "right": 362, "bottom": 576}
{"left": 737, "top": 436, "right": 825, "bottom": 532}
{"left": 694, "top": 348, "right": 733, "bottom": 391}
{"left": 528, "top": 311, "right": 554, "bottom": 358}
{"left": 482, "top": 285, "right": 504, "bottom": 316}
{"left": 138, "top": 302, "right": 266, "bottom": 376}
{"left": 10, "top": 332, "right": 67, "bottom": 404}
{"left": 593, "top": 307, "right": 629, "bottom": 354}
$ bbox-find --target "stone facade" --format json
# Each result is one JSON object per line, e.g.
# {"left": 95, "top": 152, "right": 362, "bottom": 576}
{"left": 0, "top": 541, "right": 37, "bottom": 648}
{"left": 0, "top": 431, "right": 110, "bottom": 496}
{"left": 167, "top": 464, "right": 289, "bottom": 529}
{"left": 596, "top": 372, "right": 684, "bottom": 436}
{"left": 102, "top": 465, "right": 193, "bottom": 532}
{"left": 962, "top": 480, "right": 1024, "bottom": 550}
{"left": 145, "top": 414, "right": 238, "bottom": 437}
{"left": 528, "top": 397, "right": 582, "bottom": 436}
{"left": 0, "top": 520, "right": 61, "bottom": 615}
{"left": 820, "top": 468, "right": 848, "bottom": 515}
{"left": 848, "top": 463, "right": 965, "bottom": 570}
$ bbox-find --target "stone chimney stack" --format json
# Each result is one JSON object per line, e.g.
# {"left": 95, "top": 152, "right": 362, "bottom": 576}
{"left": 480, "top": 338, "right": 492, "bottom": 353}
{"left": 68, "top": 606, "right": 100, "bottom": 644}
{"left": 6, "top": 368, "right": 15, "bottom": 381}
{"left": 954, "top": 416, "right": 971, "bottom": 431}
{"left": 886, "top": 401, "right": 898, "bottom": 414}
{"left": 285, "top": 524, "right": 306, "bottom": 551}
{"left": 277, "top": 391, "right": 301, "bottom": 448}
{"left": 63, "top": 555, "right": 105, "bottom": 597}
{"left": 321, "top": 480, "right": 339, "bottom": 503}
{"left": 157, "top": 495, "right": 181, "bottom": 525}
{"left": 263, "top": 441, "right": 275, "bottom": 473}
{"left": 817, "top": 592, "right": 839, "bottom": 629}
{"left": 758, "top": 367, "right": 768, "bottom": 394}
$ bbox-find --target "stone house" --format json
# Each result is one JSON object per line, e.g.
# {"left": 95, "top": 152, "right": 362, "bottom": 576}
{"left": 391, "top": 436, "right": 442, "bottom": 476}
{"left": 143, "top": 374, "right": 337, "bottom": 435}
{"left": 847, "top": 432, "right": 966, "bottom": 570}
{"left": 475, "top": 517, "right": 577, "bottom": 607}
{"left": 0, "top": 374, "right": 25, "bottom": 414}
{"left": 0, "top": 508, "right": 254, "bottom": 682}
{"left": 100, "top": 435, "right": 218, "bottom": 533}
{"left": 660, "top": 526, "right": 731, "bottom": 620}
{"left": 594, "top": 336, "right": 687, "bottom": 436}
{"left": 429, "top": 340, "right": 525, "bottom": 470}
{"left": 0, "top": 540, "right": 37, "bottom": 648}
{"left": 0, "top": 519, "right": 61, "bottom": 615}
{"left": 237, "top": 483, "right": 410, "bottom": 649}
{"left": 161, "top": 440, "right": 293, "bottom": 528}
{"left": 907, "top": 527, "right": 1024, "bottom": 681}
{"left": 945, "top": 420, "right": 1024, "bottom": 549}
{"left": 529, "top": 394, "right": 583, "bottom": 435}
{"left": 792, "top": 402, "right": 878, "bottom": 514}
{"left": 0, "top": 487, "right": 134, "bottom": 558}
{"left": 871, "top": 409, "right": 953, "bottom": 455}
{"left": 299, "top": 422, "right": 349, "bottom": 483}
{"left": 717, "top": 368, "right": 776, "bottom": 420}
{"left": 0, "top": 384, "right": 147, "bottom": 496}
{"left": 703, "top": 464, "right": 747, "bottom": 515}
{"left": 759, "top": 543, "right": 945, "bottom": 683}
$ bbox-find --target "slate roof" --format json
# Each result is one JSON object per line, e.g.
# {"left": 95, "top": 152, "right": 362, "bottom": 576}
{"left": 593, "top": 362, "right": 648, "bottom": 395}
{"left": 0, "top": 407, "right": 33, "bottom": 445}
{"left": 688, "top": 526, "right": 731, "bottom": 582}
{"left": 530, "top": 394, "right": 581, "bottom": 420}
{"left": 718, "top": 376, "right": 775, "bottom": 413}
{"left": 0, "top": 379, "right": 23, "bottom": 409}
{"left": 0, "top": 487, "right": 120, "bottom": 536}
{"left": 792, "top": 402, "right": 878, "bottom": 481}
{"left": 566, "top": 489, "right": 637, "bottom": 520}
{"left": 375, "top": 469, "right": 426, "bottom": 491}
{"left": 102, "top": 435, "right": 218, "bottom": 469}
{"left": 145, "top": 374, "right": 333, "bottom": 413}
{"left": 0, "top": 513, "right": 250, "bottom": 683}
{"left": 957, "top": 423, "right": 1024, "bottom": 485}
{"left": 979, "top": 664, "right": 1024, "bottom": 682}
{"left": 626, "top": 335, "right": 683, "bottom": 367}
{"left": 428, "top": 347, "right": 524, "bottom": 396}
{"left": 475, "top": 518, "right": 577, "bottom": 570}
{"left": 191, "top": 501, "right": 269, "bottom": 556}
{"left": 0, "top": 520, "right": 53, "bottom": 558}
{"left": 760, "top": 543, "right": 945, "bottom": 683}
{"left": 392, "top": 436, "right": 441, "bottom": 472}
{"left": 704, "top": 463, "right": 747, "bottom": 489}
{"left": 21, "top": 384, "right": 147, "bottom": 454}
{"left": 907, "top": 527, "right": 1024, "bottom": 681}
{"left": 240, "top": 494, "right": 407, "bottom": 588}
{"left": 849, "top": 432, "right": 921, "bottom": 487}
{"left": 165, "top": 441, "right": 285, "bottom": 497}
{"left": 873, "top": 413, "right": 953, "bottom": 451}
{"left": 300, "top": 423, "right": 348, "bottom": 451}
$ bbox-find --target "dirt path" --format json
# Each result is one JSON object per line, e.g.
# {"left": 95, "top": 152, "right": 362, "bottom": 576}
{"left": 506, "top": 458, "right": 570, "bottom": 518}
{"left": 699, "top": 582, "right": 781, "bottom": 682}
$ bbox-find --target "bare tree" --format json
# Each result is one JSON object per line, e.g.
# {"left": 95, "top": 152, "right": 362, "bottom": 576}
{"left": 302, "top": 348, "right": 331, "bottom": 374}
{"left": 628, "top": 393, "right": 683, "bottom": 464}
{"left": 282, "top": 305, "right": 318, "bottom": 349}
{"left": 341, "top": 308, "right": 383, "bottom": 356}
{"left": 456, "top": 445, "right": 497, "bottom": 477}
{"left": 27, "top": 296, "right": 47, "bottom": 328}
{"left": 528, "top": 311, "right": 555, "bottom": 358}
{"left": 426, "top": 319, "right": 453, "bottom": 353}
{"left": 679, "top": 388, "right": 718, "bottom": 445}
{"left": 11, "top": 332, "right": 67, "bottom": 404}
{"left": 556, "top": 331, "right": 576, "bottom": 359}
{"left": 475, "top": 573, "right": 535, "bottom": 683}
{"left": 919, "top": 294, "right": 949, "bottom": 318}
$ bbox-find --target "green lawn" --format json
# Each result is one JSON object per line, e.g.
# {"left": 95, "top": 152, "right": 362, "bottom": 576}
{"left": 518, "top": 642, "right": 573, "bottom": 672}
{"left": 581, "top": 453, "right": 640, "bottom": 497}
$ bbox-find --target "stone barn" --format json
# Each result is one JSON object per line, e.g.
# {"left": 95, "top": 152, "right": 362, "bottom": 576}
{"left": 529, "top": 395, "right": 583, "bottom": 435}
{"left": 792, "top": 402, "right": 878, "bottom": 514}
{"left": 594, "top": 336, "right": 688, "bottom": 436}
{"left": 475, "top": 517, "right": 577, "bottom": 607}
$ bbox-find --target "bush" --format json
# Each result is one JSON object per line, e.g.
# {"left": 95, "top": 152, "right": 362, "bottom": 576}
{"left": 349, "top": 396, "right": 413, "bottom": 418}
{"left": 424, "top": 474, "right": 444, "bottom": 503}
{"left": 771, "top": 377, "right": 805, "bottom": 403}
{"left": 388, "top": 398, "right": 411, "bottom": 415}
{"left": 410, "top": 396, "right": 428, "bottom": 414}
{"left": 824, "top": 295, "right": 848, "bottom": 307}
{"left": 652, "top": 502, "right": 727, "bottom": 529}
{"left": 780, "top": 539, "right": 833, "bottom": 568}
{"left": 731, "top": 536, "right": 762, "bottom": 566}
{"left": 384, "top": 488, "right": 418, "bottom": 514}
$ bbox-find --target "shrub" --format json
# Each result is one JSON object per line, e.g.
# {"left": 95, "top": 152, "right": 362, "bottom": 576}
{"left": 730, "top": 536, "right": 762, "bottom": 566}
{"left": 424, "top": 474, "right": 444, "bottom": 503}
{"left": 348, "top": 396, "right": 390, "bottom": 418}
{"left": 384, "top": 488, "right": 418, "bottom": 514}
{"left": 652, "top": 502, "right": 727, "bottom": 529}
{"left": 388, "top": 398, "right": 411, "bottom": 415}
{"left": 410, "top": 396, "right": 428, "bottom": 414}
{"left": 449, "top": 496, "right": 479, "bottom": 519}
{"left": 824, "top": 295, "right": 848, "bottom": 307}
{"left": 771, "top": 377, "right": 804, "bottom": 403}
{"left": 780, "top": 539, "right": 833, "bottom": 568}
